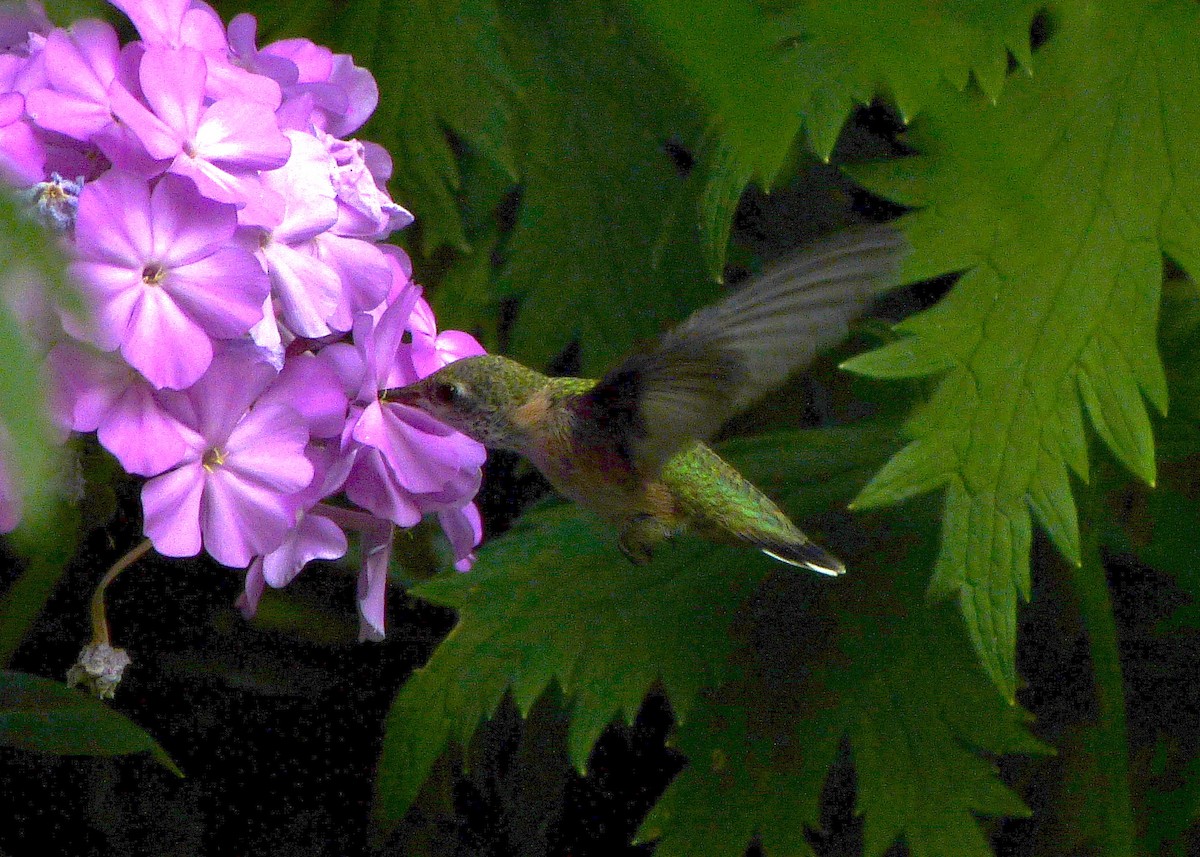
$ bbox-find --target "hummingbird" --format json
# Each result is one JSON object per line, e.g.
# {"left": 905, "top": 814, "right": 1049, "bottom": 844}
{"left": 386, "top": 226, "right": 908, "bottom": 575}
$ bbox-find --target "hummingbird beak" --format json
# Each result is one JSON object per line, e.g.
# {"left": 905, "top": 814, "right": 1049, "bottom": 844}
{"left": 383, "top": 384, "right": 423, "bottom": 406}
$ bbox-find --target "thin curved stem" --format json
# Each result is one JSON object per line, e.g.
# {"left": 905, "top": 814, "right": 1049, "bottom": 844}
{"left": 89, "top": 539, "right": 152, "bottom": 645}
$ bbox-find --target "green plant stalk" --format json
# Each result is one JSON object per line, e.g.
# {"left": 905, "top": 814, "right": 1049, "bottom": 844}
{"left": 0, "top": 556, "right": 65, "bottom": 666}
{"left": 1075, "top": 476, "right": 1136, "bottom": 857}
{"left": 0, "top": 504, "right": 79, "bottom": 665}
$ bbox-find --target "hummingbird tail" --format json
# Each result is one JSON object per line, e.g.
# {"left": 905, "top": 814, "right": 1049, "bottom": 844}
{"left": 756, "top": 538, "right": 846, "bottom": 576}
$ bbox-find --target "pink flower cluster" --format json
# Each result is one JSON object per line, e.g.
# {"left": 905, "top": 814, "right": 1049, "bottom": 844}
{"left": 0, "top": 1, "right": 487, "bottom": 639}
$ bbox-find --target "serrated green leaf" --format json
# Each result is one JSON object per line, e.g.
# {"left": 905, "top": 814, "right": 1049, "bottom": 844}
{"left": 0, "top": 671, "right": 180, "bottom": 774}
{"left": 497, "top": 0, "right": 716, "bottom": 373}
{"left": 374, "top": 422, "right": 900, "bottom": 831}
{"left": 1027, "top": 451, "right": 1081, "bottom": 566}
{"left": 632, "top": 0, "right": 1041, "bottom": 271}
{"left": 637, "top": 696, "right": 839, "bottom": 857}
{"left": 640, "top": 602, "right": 1047, "bottom": 857}
{"left": 245, "top": 0, "right": 517, "bottom": 255}
{"left": 375, "top": 508, "right": 769, "bottom": 829}
{"left": 842, "top": 335, "right": 955, "bottom": 380}
{"left": 842, "top": 0, "right": 1198, "bottom": 699}
{"left": 852, "top": 437, "right": 952, "bottom": 510}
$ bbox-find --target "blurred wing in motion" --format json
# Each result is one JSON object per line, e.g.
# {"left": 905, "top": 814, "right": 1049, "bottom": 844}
{"left": 584, "top": 225, "right": 910, "bottom": 475}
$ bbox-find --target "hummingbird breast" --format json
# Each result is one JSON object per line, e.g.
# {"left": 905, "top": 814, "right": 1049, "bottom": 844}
{"left": 513, "top": 387, "right": 688, "bottom": 531}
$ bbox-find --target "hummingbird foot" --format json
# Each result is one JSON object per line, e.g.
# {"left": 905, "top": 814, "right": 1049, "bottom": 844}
{"left": 618, "top": 514, "right": 676, "bottom": 565}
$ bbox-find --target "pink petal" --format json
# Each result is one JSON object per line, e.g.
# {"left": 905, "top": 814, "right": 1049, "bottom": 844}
{"left": 107, "top": 79, "right": 181, "bottom": 161}
{"left": 25, "top": 89, "right": 113, "bottom": 140}
{"left": 74, "top": 170, "right": 153, "bottom": 267}
{"left": 224, "top": 403, "right": 313, "bottom": 493}
{"left": 121, "top": 287, "right": 214, "bottom": 389}
{"left": 352, "top": 402, "right": 446, "bottom": 494}
{"left": 140, "top": 46, "right": 204, "bottom": 137}
{"left": 201, "top": 467, "right": 296, "bottom": 567}
{"left": 356, "top": 521, "right": 393, "bottom": 641}
{"left": 237, "top": 557, "right": 266, "bottom": 618}
{"left": 260, "top": 354, "right": 349, "bottom": 439}
{"left": 99, "top": 382, "right": 194, "bottom": 477}
{"left": 166, "top": 247, "right": 269, "bottom": 337}
{"left": 203, "top": 58, "right": 283, "bottom": 107}
{"left": 149, "top": 173, "right": 236, "bottom": 265}
{"left": 47, "top": 343, "right": 122, "bottom": 431}
{"left": 315, "top": 234, "right": 392, "bottom": 330}
{"left": 110, "top": 0, "right": 190, "bottom": 46}
{"left": 44, "top": 22, "right": 118, "bottom": 101}
{"left": 68, "top": 260, "right": 142, "bottom": 351}
{"left": 263, "top": 38, "right": 332, "bottom": 83}
{"left": 194, "top": 97, "right": 290, "bottom": 170}
{"left": 142, "top": 463, "right": 205, "bottom": 556}
{"left": 185, "top": 353, "right": 277, "bottom": 440}
{"left": 262, "top": 512, "right": 347, "bottom": 587}
{"left": 343, "top": 447, "right": 421, "bottom": 528}
{"left": 324, "top": 55, "right": 377, "bottom": 137}
{"left": 262, "top": 241, "right": 339, "bottom": 337}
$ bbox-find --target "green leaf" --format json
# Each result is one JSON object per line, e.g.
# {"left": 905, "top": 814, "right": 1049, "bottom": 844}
{"left": 631, "top": 0, "right": 1041, "bottom": 273}
{"left": 639, "top": 604, "right": 1047, "bottom": 857}
{"left": 0, "top": 189, "right": 72, "bottom": 530}
{"left": 374, "top": 422, "right": 900, "bottom": 831}
{"left": 0, "top": 671, "right": 180, "bottom": 775}
{"left": 0, "top": 189, "right": 80, "bottom": 663}
{"left": 843, "top": 0, "right": 1196, "bottom": 699}
{"left": 46, "top": 0, "right": 118, "bottom": 24}
{"left": 426, "top": 232, "right": 502, "bottom": 353}
{"left": 375, "top": 507, "right": 767, "bottom": 829}
{"left": 245, "top": 0, "right": 517, "bottom": 255}
{"left": 497, "top": 0, "right": 716, "bottom": 373}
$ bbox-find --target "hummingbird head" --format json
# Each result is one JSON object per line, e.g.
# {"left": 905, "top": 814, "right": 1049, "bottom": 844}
{"left": 384, "top": 354, "right": 546, "bottom": 450}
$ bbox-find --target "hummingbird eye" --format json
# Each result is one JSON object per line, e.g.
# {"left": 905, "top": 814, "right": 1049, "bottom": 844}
{"left": 432, "top": 381, "right": 464, "bottom": 406}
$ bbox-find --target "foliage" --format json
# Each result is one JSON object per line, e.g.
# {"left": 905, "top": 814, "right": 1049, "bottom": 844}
{"left": 0, "top": 671, "right": 179, "bottom": 773}
{"left": 9, "top": 0, "right": 1200, "bottom": 854}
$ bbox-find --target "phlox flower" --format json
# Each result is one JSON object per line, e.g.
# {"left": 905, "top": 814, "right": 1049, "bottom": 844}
{"left": 109, "top": 46, "right": 290, "bottom": 224}
{"left": 141, "top": 351, "right": 314, "bottom": 567}
{"left": 320, "top": 276, "right": 485, "bottom": 569}
{"left": 331, "top": 284, "right": 486, "bottom": 519}
{"left": 68, "top": 170, "right": 270, "bottom": 389}
{"left": 109, "top": 0, "right": 280, "bottom": 106}
{"left": 439, "top": 504, "right": 483, "bottom": 572}
{"left": 408, "top": 295, "right": 487, "bottom": 376}
{"left": 0, "top": 0, "right": 493, "bottom": 640}
{"left": 224, "top": 15, "right": 298, "bottom": 88}
{"left": 48, "top": 343, "right": 190, "bottom": 477}
{"left": 0, "top": 91, "right": 43, "bottom": 184}
{"left": 355, "top": 517, "right": 393, "bottom": 641}
{"left": 324, "top": 135, "right": 412, "bottom": 239}
{"left": 24, "top": 20, "right": 121, "bottom": 143}
{"left": 253, "top": 130, "right": 342, "bottom": 338}
{"left": 253, "top": 34, "right": 378, "bottom": 137}
{"left": 236, "top": 446, "right": 349, "bottom": 613}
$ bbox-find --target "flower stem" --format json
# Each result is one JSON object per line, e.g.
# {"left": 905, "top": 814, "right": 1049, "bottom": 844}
{"left": 90, "top": 539, "right": 152, "bottom": 645}
{"left": 1074, "top": 471, "right": 1135, "bottom": 857}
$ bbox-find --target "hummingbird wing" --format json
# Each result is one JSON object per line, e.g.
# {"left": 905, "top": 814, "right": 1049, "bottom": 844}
{"left": 584, "top": 224, "right": 909, "bottom": 475}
